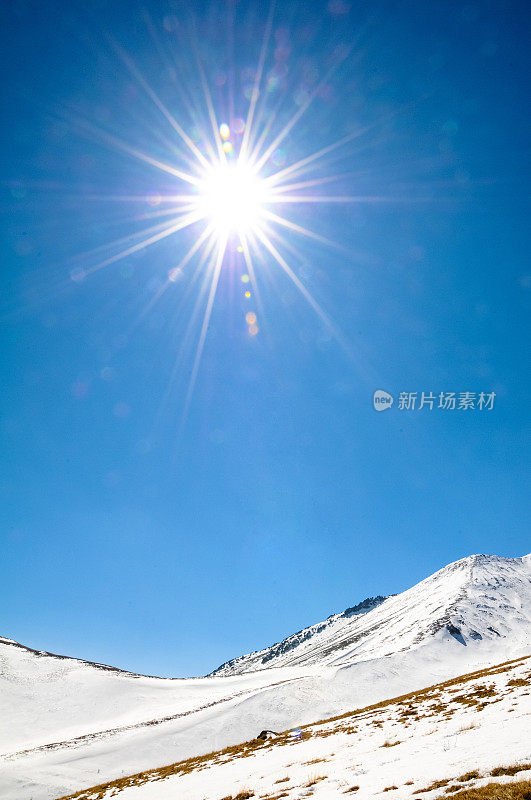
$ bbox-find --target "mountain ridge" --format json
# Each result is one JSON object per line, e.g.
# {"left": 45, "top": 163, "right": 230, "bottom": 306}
{"left": 210, "top": 594, "right": 389, "bottom": 676}
{"left": 210, "top": 552, "right": 531, "bottom": 676}
{"left": 3, "top": 553, "right": 528, "bottom": 681}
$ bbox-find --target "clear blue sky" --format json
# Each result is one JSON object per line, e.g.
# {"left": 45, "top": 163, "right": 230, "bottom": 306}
{"left": 1, "top": 0, "right": 529, "bottom": 677}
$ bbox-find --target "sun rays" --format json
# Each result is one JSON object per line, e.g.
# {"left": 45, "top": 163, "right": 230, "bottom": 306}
{"left": 67, "top": 9, "right": 367, "bottom": 417}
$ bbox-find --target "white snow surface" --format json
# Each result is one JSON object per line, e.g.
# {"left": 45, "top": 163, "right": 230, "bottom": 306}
{"left": 1, "top": 552, "right": 530, "bottom": 800}
{"left": 58, "top": 654, "right": 531, "bottom": 800}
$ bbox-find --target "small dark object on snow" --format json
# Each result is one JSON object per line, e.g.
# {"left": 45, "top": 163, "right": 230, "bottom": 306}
{"left": 257, "top": 729, "right": 281, "bottom": 740}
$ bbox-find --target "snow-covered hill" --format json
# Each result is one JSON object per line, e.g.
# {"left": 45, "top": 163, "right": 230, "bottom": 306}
{"left": 1, "top": 553, "right": 530, "bottom": 800}
{"left": 213, "top": 553, "right": 531, "bottom": 675}
{"left": 53, "top": 654, "right": 531, "bottom": 800}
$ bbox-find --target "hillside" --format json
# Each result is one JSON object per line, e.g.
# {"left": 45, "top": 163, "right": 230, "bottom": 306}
{"left": 1, "top": 553, "right": 529, "bottom": 800}
{"left": 55, "top": 654, "right": 531, "bottom": 800}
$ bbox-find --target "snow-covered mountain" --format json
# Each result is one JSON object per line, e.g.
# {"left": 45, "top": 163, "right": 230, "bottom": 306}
{"left": 1, "top": 553, "right": 530, "bottom": 800}
{"left": 211, "top": 595, "right": 389, "bottom": 675}
{"left": 212, "top": 553, "right": 531, "bottom": 675}
{"left": 53, "top": 653, "right": 531, "bottom": 800}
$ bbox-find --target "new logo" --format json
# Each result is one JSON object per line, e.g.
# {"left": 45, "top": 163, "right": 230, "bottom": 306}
{"left": 373, "top": 390, "right": 394, "bottom": 411}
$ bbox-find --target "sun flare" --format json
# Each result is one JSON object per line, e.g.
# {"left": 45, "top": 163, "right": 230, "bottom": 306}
{"left": 72, "top": 24, "right": 360, "bottom": 417}
{"left": 197, "top": 159, "right": 267, "bottom": 236}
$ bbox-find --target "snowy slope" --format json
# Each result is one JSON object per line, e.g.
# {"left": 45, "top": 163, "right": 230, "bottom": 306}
{"left": 1, "top": 553, "right": 530, "bottom": 800}
{"left": 213, "top": 553, "right": 531, "bottom": 674}
{"left": 0, "top": 635, "right": 308, "bottom": 754}
{"left": 54, "top": 654, "right": 531, "bottom": 800}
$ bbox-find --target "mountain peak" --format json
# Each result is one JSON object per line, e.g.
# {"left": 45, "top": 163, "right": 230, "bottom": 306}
{"left": 211, "top": 552, "right": 531, "bottom": 676}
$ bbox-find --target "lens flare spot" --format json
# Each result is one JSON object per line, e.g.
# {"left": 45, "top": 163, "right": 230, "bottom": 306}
{"left": 222, "top": 141, "right": 233, "bottom": 154}
{"left": 219, "top": 123, "right": 230, "bottom": 139}
{"left": 146, "top": 193, "right": 162, "bottom": 206}
{"left": 241, "top": 273, "right": 250, "bottom": 283}
{"left": 113, "top": 401, "right": 131, "bottom": 418}
{"left": 232, "top": 118, "right": 245, "bottom": 134}
{"left": 244, "top": 290, "right": 251, "bottom": 299}
{"left": 248, "top": 323, "right": 259, "bottom": 336}
{"left": 245, "top": 312, "right": 257, "bottom": 325}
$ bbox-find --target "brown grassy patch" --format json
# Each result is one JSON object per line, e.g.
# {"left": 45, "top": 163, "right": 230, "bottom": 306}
{"left": 344, "top": 787, "right": 359, "bottom": 793}
{"left": 383, "top": 786, "right": 399, "bottom": 792}
{"left": 451, "top": 685, "right": 496, "bottom": 710}
{"left": 439, "top": 781, "right": 531, "bottom": 798}
{"left": 490, "top": 765, "right": 531, "bottom": 777}
{"left": 305, "top": 774, "right": 326, "bottom": 787}
{"left": 381, "top": 740, "right": 401, "bottom": 748}
{"left": 457, "top": 771, "right": 481, "bottom": 783}
{"left": 507, "top": 678, "right": 529, "bottom": 687}
{"left": 414, "top": 778, "right": 450, "bottom": 793}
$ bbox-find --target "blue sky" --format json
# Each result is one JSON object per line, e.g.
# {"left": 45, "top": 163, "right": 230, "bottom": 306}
{"left": 1, "top": 0, "right": 529, "bottom": 677}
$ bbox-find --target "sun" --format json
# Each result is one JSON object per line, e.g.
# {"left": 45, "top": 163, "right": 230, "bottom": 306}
{"left": 74, "top": 28, "right": 358, "bottom": 416}
{"left": 197, "top": 159, "right": 268, "bottom": 236}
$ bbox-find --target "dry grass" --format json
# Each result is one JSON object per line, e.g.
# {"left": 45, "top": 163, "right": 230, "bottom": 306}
{"left": 414, "top": 778, "right": 450, "bottom": 793}
{"left": 344, "top": 787, "right": 359, "bottom": 793}
{"left": 490, "top": 765, "right": 531, "bottom": 777}
{"left": 451, "top": 685, "right": 496, "bottom": 709}
{"left": 439, "top": 780, "right": 531, "bottom": 798}
{"left": 381, "top": 739, "right": 401, "bottom": 748}
{"left": 457, "top": 771, "right": 481, "bottom": 783}
{"left": 304, "top": 774, "right": 327, "bottom": 787}
{"left": 260, "top": 791, "right": 289, "bottom": 800}
{"left": 415, "top": 765, "right": 531, "bottom": 796}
